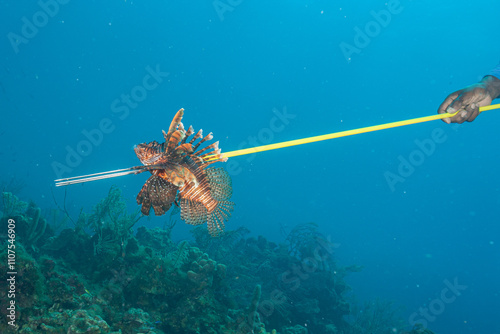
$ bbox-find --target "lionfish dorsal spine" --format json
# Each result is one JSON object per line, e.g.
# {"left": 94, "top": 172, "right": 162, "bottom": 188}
{"left": 181, "top": 125, "right": 194, "bottom": 144}
{"left": 201, "top": 149, "right": 221, "bottom": 159}
{"left": 173, "top": 143, "right": 194, "bottom": 156}
{"left": 194, "top": 141, "right": 219, "bottom": 157}
{"left": 203, "top": 157, "right": 227, "bottom": 166}
{"left": 166, "top": 108, "right": 184, "bottom": 139}
{"left": 189, "top": 129, "right": 203, "bottom": 144}
{"left": 193, "top": 132, "right": 213, "bottom": 151}
{"left": 162, "top": 130, "right": 169, "bottom": 144}
{"left": 167, "top": 129, "right": 186, "bottom": 154}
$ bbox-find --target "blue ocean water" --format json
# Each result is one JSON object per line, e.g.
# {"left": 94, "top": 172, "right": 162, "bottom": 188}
{"left": 1, "top": 0, "right": 499, "bottom": 333}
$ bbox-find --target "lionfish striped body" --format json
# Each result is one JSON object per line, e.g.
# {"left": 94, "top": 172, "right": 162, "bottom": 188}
{"left": 134, "top": 109, "right": 234, "bottom": 236}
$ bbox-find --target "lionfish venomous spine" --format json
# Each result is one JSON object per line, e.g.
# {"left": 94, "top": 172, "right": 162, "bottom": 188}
{"left": 134, "top": 109, "right": 234, "bottom": 236}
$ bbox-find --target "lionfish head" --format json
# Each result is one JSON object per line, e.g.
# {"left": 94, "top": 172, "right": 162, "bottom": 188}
{"left": 134, "top": 141, "right": 165, "bottom": 166}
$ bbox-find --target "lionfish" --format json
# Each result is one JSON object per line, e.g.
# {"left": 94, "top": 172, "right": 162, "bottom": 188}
{"left": 133, "top": 109, "right": 234, "bottom": 236}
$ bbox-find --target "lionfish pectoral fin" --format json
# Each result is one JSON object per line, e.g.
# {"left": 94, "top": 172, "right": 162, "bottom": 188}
{"left": 179, "top": 198, "right": 207, "bottom": 226}
{"left": 205, "top": 167, "right": 232, "bottom": 200}
{"left": 207, "top": 201, "right": 234, "bottom": 237}
{"left": 137, "top": 194, "right": 152, "bottom": 216}
{"left": 136, "top": 175, "right": 178, "bottom": 216}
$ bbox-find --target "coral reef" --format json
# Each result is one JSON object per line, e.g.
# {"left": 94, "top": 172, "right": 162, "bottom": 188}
{"left": 194, "top": 223, "right": 358, "bottom": 333}
{"left": 1, "top": 191, "right": 28, "bottom": 217}
{"left": 400, "top": 324, "right": 437, "bottom": 334}
{"left": 344, "top": 299, "right": 405, "bottom": 334}
{"left": 0, "top": 243, "right": 45, "bottom": 315}
{"left": 18, "top": 309, "right": 111, "bottom": 334}
{"left": 282, "top": 325, "right": 308, "bottom": 334}
{"left": 0, "top": 187, "right": 417, "bottom": 334}
{"left": 1, "top": 194, "right": 54, "bottom": 253}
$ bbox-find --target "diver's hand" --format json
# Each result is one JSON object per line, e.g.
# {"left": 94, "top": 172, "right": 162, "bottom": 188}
{"left": 438, "top": 76, "right": 500, "bottom": 124}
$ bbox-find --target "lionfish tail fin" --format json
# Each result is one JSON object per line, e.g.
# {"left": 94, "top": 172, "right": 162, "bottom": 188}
{"left": 207, "top": 200, "right": 234, "bottom": 237}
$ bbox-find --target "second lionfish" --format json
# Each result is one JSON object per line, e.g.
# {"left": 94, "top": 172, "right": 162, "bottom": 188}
{"left": 133, "top": 109, "right": 234, "bottom": 236}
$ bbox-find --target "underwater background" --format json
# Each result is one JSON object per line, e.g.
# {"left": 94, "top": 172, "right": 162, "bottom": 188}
{"left": 1, "top": 0, "right": 500, "bottom": 333}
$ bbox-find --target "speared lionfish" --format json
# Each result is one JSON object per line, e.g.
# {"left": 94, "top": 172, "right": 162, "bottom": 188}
{"left": 133, "top": 109, "right": 234, "bottom": 236}
{"left": 54, "top": 109, "right": 234, "bottom": 235}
